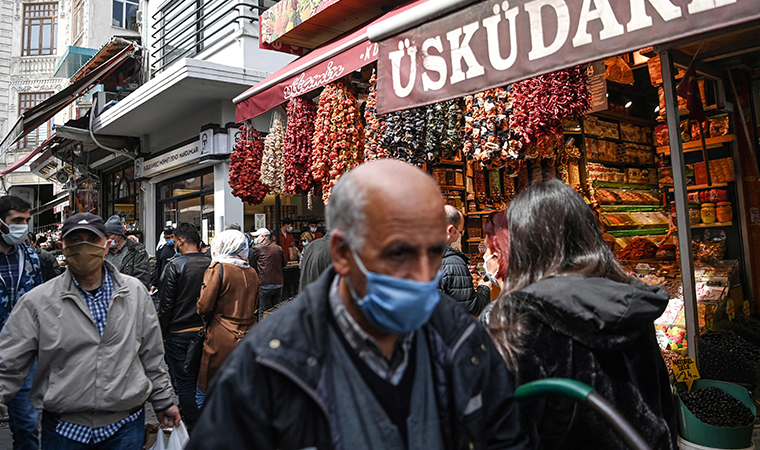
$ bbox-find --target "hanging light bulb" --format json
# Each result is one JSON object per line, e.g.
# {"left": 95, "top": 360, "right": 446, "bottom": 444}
{"left": 654, "top": 105, "right": 660, "bottom": 113}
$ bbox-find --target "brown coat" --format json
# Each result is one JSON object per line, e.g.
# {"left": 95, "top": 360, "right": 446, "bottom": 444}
{"left": 197, "top": 262, "right": 259, "bottom": 391}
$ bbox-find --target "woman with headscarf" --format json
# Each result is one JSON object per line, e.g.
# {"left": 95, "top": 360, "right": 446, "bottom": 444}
{"left": 196, "top": 230, "right": 259, "bottom": 407}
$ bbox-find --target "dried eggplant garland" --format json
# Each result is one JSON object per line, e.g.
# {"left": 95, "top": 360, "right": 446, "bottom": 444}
{"left": 426, "top": 99, "right": 464, "bottom": 163}
{"left": 311, "top": 80, "right": 365, "bottom": 203}
{"left": 229, "top": 124, "right": 269, "bottom": 205}
{"left": 283, "top": 95, "right": 317, "bottom": 194}
{"left": 463, "top": 87, "right": 512, "bottom": 162}
{"left": 379, "top": 107, "right": 427, "bottom": 166}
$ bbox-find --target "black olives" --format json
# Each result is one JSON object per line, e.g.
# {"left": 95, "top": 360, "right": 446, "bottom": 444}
{"left": 680, "top": 387, "right": 755, "bottom": 428}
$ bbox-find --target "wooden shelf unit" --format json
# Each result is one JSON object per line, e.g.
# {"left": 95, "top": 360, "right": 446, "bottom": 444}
{"left": 656, "top": 134, "right": 735, "bottom": 155}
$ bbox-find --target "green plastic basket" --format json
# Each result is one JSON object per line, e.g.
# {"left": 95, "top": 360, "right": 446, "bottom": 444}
{"left": 675, "top": 380, "right": 757, "bottom": 449}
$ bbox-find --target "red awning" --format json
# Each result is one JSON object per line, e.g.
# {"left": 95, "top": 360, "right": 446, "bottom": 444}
{"left": 234, "top": 0, "right": 430, "bottom": 122}
{"left": 0, "top": 136, "right": 57, "bottom": 178}
{"left": 0, "top": 42, "right": 136, "bottom": 154}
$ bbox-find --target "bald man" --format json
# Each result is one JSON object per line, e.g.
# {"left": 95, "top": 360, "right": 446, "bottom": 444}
{"left": 188, "top": 160, "right": 527, "bottom": 450}
{"left": 440, "top": 205, "right": 491, "bottom": 316}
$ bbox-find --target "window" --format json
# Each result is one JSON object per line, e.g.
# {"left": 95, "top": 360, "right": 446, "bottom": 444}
{"left": 72, "top": 0, "right": 84, "bottom": 39}
{"left": 113, "top": 0, "right": 138, "bottom": 31}
{"left": 18, "top": 92, "right": 53, "bottom": 148}
{"left": 22, "top": 3, "right": 58, "bottom": 56}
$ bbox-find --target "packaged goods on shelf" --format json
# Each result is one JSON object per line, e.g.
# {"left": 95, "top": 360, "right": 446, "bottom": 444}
{"left": 626, "top": 167, "right": 658, "bottom": 185}
{"left": 620, "top": 123, "right": 652, "bottom": 144}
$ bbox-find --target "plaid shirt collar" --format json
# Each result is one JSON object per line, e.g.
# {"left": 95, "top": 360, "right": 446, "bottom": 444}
{"left": 71, "top": 266, "right": 114, "bottom": 337}
{"left": 328, "top": 275, "right": 414, "bottom": 386}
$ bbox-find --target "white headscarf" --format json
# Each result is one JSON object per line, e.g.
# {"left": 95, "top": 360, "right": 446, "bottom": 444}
{"left": 211, "top": 230, "right": 250, "bottom": 268}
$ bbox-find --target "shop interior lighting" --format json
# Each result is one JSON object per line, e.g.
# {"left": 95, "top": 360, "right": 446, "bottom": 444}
{"left": 654, "top": 105, "right": 660, "bottom": 113}
{"left": 622, "top": 95, "right": 632, "bottom": 109}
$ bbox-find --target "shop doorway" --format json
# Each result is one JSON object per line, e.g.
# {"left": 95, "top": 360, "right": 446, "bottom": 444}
{"left": 156, "top": 169, "right": 215, "bottom": 245}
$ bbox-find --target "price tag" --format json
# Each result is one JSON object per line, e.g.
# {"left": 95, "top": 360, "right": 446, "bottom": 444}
{"left": 744, "top": 300, "right": 752, "bottom": 317}
{"left": 727, "top": 299, "right": 736, "bottom": 321}
{"left": 705, "top": 304, "right": 715, "bottom": 330}
{"left": 672, "top": 357, "right": 701, "bottom": 390}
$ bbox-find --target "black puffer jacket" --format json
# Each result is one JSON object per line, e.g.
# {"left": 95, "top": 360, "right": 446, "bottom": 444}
{"left": 188, "top": 267, "right": 529, "bottom": 450}
{"left": 439, "top": 246, "right": 490, "bottom": 316}
{"left": 158, "top": 252, "right": 211, "bottom": 337}
{"left": 491, "top": 275, "right": 678, "bottom": 450}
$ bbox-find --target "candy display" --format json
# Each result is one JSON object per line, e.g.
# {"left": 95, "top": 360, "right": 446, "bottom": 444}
{"left": 261, "top": 116, "right": 286, "bottom": 195}
{"left": 618, "top": 238, "right": 659, "bottom": 260}
{"left": 229, "top": 125, "right": 268, "bottom": 205}
{"left": 679, "top": 387, "right": 755, "bottom": 428}
{"left": 283, "top": 95, "right": 317, "bottom": 194}
{"left": 311, "top": 80, "right": 365, "bottom": 203}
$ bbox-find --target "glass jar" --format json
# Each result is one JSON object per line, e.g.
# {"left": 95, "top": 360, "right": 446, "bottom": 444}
{"left": 716, "top": 202, "right": 733, "bottom": 223}
{"left": 689, "top": 205, "right": 702, "bottom": 225}
{"left": 701, "top": 203, "right": 717, "bottom": 224}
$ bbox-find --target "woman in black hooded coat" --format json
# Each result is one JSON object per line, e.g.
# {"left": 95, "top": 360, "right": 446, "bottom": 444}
{"left": 488, "top": 180, "right": 677, "bottom": 450}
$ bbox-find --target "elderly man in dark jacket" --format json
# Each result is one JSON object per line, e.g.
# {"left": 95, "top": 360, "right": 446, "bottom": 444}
{"left": 439, "top": 205, "right": 490, "bottom": 316}
{"left": 104, "top": 215, "right": 151, "bottom": 289}
{"left": 188, "top": 160, "right": 527, "bottom": 450}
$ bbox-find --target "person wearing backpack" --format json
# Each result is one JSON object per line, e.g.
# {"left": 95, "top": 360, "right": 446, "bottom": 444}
{"left": 195, "top": 230, "right": 259, "bottom": 408}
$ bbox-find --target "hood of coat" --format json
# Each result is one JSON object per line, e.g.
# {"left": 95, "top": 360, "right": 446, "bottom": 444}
{"left": 443, "top": 246, "right": 471, "bottom": 265}
{"left": 517, "top": 275, "right": 669, "bottom": 350}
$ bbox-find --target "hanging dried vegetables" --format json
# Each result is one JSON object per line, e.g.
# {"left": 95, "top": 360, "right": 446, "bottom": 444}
{"left": 229, "top": 124, "right": 269, "bottom": 205}
{"left": 510, "top": 65, "right": 591, "bottom": 145}
{"left": 463, "top": 88, "right": 512, "bottom": 162}
{"left": 261, "top": 116, "right": 286, "bottom": 195}
{"left": 379, "top": 107, "right": 427, "bottom": 166}
{"left": 426, "top": 99, "right": 465, "bottom": 163}
{"left": 364, "top": 73, "right": 389, "bottom": 161}
{"left": 283, "top": 95, "right": 317, "bottom": 194}
{"left": 312, "top": 80, "right": 365, "bottom": 203}
{"left": 502, "top": 172, "right": 516, "bottom": 201}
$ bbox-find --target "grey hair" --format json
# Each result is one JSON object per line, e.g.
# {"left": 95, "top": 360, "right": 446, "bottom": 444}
{"left": 326, "top": 171, "right": 368, "bottom": 250}
{"left": 224, "top": 223, "right": 242, "bottom": 231}
{"left": 444, "top": 205, "right": 463, "bottom": 227}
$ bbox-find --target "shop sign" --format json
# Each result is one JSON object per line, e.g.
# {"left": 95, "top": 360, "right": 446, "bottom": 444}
{"left": 586, "top": 61, "right": 608, "bottom": 113}
{"left": 141, "top": 140, "right": 201, "bottom": 178}
{"left": 376, "top": 0, "right": 760, "bottom": 114}
{"left": 200, "top": 129, "right": 214, "bottom": 157}
{"left": 672, "top": 357, "right": 700, "bottom": 390}
{"left": 54, "top": 201, "right": 69, "bottom": 214}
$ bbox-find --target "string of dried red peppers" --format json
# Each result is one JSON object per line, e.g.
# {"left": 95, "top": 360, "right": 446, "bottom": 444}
{"left": 229, "top": 124, "right": 269, "bottom": 205}
{"left": 283, "top": 95, "right": 317, "bottom": 194}
{"left": 311, "top": 80, "right": 365, "bottom": 203}
{"left": 364, "top": 73, "right": 389, "bottom": 161}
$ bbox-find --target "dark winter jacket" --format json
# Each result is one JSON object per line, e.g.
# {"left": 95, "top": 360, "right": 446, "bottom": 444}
{"left": 298, "top": 232, "right": 332, "bottom": 293}
{"left": 188, "top": 267, "right": 529, "bottom": 450}
{"left": 253, "top": 241, "right": 286, "bottom": 285}
{"left": 34, "top": 246, "right": 61, "bottom": 281}
{"left": 151, "top": 244, "right": 176, "bottom": 289}
{"left": 491, "top": 275, "right": 677, "bottom": 450}
{"left": 158, "top": 252, "right": 211, "bottom": 337}
{"left": 439, "top": 246, "right": 490, "bottom": 316}
{"left": 105, "top": 239, "right": 150, "bottom": 289}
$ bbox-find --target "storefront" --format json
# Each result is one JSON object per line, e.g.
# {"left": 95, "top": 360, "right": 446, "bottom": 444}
{"left": 156, "top": 169, "right": 215, "bottom": 242}
{"left": 103, "top": 164, "right": 142, "bottom": 237}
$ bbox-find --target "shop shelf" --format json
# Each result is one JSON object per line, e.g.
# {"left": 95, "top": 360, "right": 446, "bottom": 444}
{"left": 465, "top": 210, "right": 499, "bottom": 216}
{"left": 466, "top": 237, "right": 484, "bottom": 243}
{"left": 607, "top": 228, "right": 669, "bottom": 237}
{"left": 601, "top": 205, "right": 664, "bottom": 212}
{"left": 691, "top": 222, "right": 733, "bottom": 229}
{"left": 585, "top": 137, "right": 654, "bottom": 147}
{"left": 656, "top": 134, "right": 735, "bottom": 155}
{"left": 593, "top": 181, "right": 659, "bottom": 190}
{"left": 439, "top": 185, "right": 465, "bottom": 191}
{"left": 587, "top": 160, "right": 657, "bottom": 169}
{"left": 437, "top": 160, "right": 465, "bottom": 166}
{"left": 667, "top": 183, "right": 728, "bottom": 192}
{"left": 592, "top": 111, "right": 657, "bottom": 127}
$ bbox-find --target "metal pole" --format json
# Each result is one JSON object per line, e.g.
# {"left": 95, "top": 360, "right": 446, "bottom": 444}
{"left": 275, "top": 194, "right": 281, "bottom": 246}
{"left": 661, "top": 50, "right": 699, "bottom": 361}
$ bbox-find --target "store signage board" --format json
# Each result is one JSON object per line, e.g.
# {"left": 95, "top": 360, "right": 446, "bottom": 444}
{"left": 587, "top": 61, "right": 607, "bottom": 113}
{"left": 376, "top": 0, "right": 760, "bottom": 114}
{"left": 141, "top": 140, "right": 201, "bottom": 178}
{"left": 255, "top": 214, "right": 266, "bottom": 230}
{"left": 672, "top": 357, "right": 700, "bottom": 390}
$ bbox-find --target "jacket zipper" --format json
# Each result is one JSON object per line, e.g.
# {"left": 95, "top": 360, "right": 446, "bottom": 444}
{"left": 256, "top": 356, "right": 333, "bottom": 446}
{"left": 449, "top": 323, "right": 477, "bottom": 364}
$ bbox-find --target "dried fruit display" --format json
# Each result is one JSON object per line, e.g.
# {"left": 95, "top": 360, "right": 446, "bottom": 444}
{"left": 229, "top": 124, "right": 269, "bottom": 205}
{"left": 379, "top": 107, "right": 427, "bottom": 166}
{"left": 364, "top": 73, "right": 389, "bottom": 161}
{"left": 262, "top": 116, "right": 286, "bottom": 195}
{"left": 312, "top": 80, "right": 365, "bottom": 203}
{"left": 284, "top": 95, "right": 317, "bottom": 194}
{"left": 510, "top": 65, "right": 591, "bottom": 145}
{"left": 618, "top": 238, "right": 658, "bottom": 260}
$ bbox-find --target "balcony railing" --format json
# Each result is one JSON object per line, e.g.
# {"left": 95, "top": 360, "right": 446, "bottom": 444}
{"left": 16, "top": 56, "right": 59, "bottom": 77}
{"left": 150, "top": 0, "right": 270, "bottom": 74}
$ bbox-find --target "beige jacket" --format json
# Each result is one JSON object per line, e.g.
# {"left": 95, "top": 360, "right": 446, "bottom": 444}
{"left": 0, "top": 261, "right": 174, "bottom": 428}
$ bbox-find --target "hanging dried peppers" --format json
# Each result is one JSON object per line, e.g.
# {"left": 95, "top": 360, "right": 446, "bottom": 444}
{"left": 229, "top": 124, "right": 268, "bottom": 205}
{"left": 311, "top": 80, "right": 364, "bottom": 203}
{"left": 364, "top": 73, "right": 389, "bottom": 161}
{"left": 261, "top": 117, "right": 286, "bottom": 195}
{"left": 283, "top": 95, "right": 317, "bottom": 194}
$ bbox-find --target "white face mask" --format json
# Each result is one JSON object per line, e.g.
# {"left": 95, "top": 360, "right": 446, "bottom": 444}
{"left": 451, "top": 230, "right": 462, "bottom": 251}
{"left": 483, "top": 252, "right": 500, "bottom": 286}
{"left": 310, "top": 227, "right": 318, "bottom": 233}
{"left": 286, "top": 226, "right": 293, "bottom": 233}
{"left": 1, "top": 218, "right": 28, "bottom": 246}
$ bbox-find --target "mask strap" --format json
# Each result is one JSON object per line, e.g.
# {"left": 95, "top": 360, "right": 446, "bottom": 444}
{"left": 348, "top": 247, "right": 370, "bottom": 277}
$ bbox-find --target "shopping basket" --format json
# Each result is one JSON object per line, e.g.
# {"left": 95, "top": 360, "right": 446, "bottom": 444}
{"left": 514, "top": 378, "right": 652, "bottom": 450}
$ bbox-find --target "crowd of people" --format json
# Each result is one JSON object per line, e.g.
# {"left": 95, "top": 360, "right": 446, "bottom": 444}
{"left": 0, "top": 159, "right": 678, "bottom": 450}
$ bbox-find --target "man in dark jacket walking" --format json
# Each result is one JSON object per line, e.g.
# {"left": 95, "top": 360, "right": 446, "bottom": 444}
{"left": 158, "top": 223, "right": 210, "bottom": 429}
{"left": 33, "top": 235, "right": 61, "bottom": 281}
{"left": 252, "top": 228, "right": 285, "bottom": 319}
{"left": 188, "top": 160, "right": 527, "bottom": 450}
{"left": 104, "top": 215, "right": 151, "bottom": 289}
{"left": 151, "top": 226, "right": 175, "bottom": 292}
{"left": 439, "top": 205, "right": 490, "bottom": 316}
{"left": 298, "top": 231, "right": 332, "bottom": 293}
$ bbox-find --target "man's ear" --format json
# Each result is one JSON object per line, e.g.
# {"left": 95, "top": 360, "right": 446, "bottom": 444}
{"left": 57, "top": 241, "right": 63, "bottom": 250}
{"left": 330, "top": 231, "right": 351, "bottom": 277}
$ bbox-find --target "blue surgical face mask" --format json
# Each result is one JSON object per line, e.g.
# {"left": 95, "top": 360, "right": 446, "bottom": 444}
{"left": 346, "top": 249, "right": 443, "bottom": 335}
{"left": 0, "top": 218, "right": 28, "bottom": 246}
{"left": 166, "top": 239, "right": 174, "bottom": 246}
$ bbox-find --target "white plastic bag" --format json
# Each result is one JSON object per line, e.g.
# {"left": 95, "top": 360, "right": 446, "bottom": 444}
{"left": 149, "top": 422, "right": 189, "bottom": 450}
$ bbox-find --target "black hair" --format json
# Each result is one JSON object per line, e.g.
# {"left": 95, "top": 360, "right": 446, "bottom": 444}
{"left": 489, "top": 180, "right": 631, "bottom": 370}
{"left": 36, "top": 235, "right": 47, "bottom": 245}
{"left": 282, "top": 218, "right": 293, "bottom": 225}
{"left": 0, "top": 196, "right": 31, "bottom": 222}
{"left": 163, "top": 226, "right": 175, "bottom": 235}
{"left": 174, "top": 222, "right": 201, "bottom": 245}
{"left": 308, "top": 219, "right": 319, "bottom": 225}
